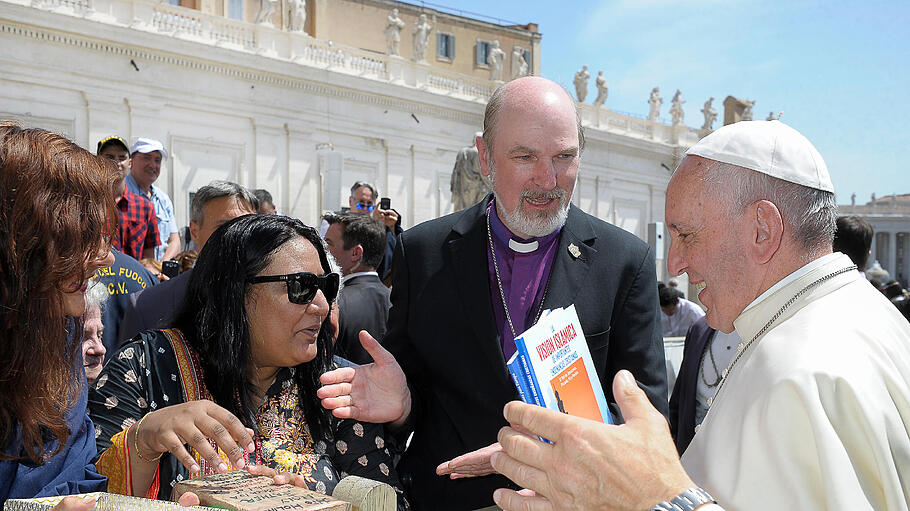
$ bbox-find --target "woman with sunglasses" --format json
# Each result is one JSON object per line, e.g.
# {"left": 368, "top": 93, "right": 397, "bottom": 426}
{"left": 89, "top": 215, "right": 406, "bottom": 508}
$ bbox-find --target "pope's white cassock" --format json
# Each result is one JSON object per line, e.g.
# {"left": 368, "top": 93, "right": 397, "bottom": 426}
{"left": 682, "top": 252, "right": 910, "bottom": 510}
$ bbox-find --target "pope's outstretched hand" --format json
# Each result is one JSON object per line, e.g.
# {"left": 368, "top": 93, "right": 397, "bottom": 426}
{"left": 318, "top": 330, "right": 411, "bottom": 427}
{"left": 490, "top": 370, "right": 695, "bottom": 511}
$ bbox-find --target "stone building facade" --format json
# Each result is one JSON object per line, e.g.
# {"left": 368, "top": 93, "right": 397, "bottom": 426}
{"left": 841, "top": 194, "right": 910, "bottom": 286}
{"left": 1, "top": 0, "right": 703, "bottom": 271}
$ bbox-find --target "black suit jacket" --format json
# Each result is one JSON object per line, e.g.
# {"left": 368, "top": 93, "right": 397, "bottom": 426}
{"left": 336, "top": 273, "right": 392, "bottom": 364}
{"left": 119, "top": 269, "right": 192, "bottom": 343}
{"left": 668, "top": 316, "right": 714, "bottom": 455}
{"left": 384, "top": 197, "right": 668, "bottom": 510}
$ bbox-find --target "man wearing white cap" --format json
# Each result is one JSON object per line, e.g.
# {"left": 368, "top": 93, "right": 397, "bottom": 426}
{"left": 125, "top": 138, "right": 181, "bottom": 261}
{"left": 490, "top": 120, "right": 910, "bottom": 511}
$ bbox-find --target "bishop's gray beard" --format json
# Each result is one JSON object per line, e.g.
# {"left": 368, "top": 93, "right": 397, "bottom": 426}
{"left": 492, "top": 170, "right": 569, "bottom": 238}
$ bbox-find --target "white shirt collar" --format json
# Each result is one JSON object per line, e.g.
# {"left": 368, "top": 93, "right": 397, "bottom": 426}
{"left": 341, "top": 271, "right": 379, "bottom": 284}
{"left": 742, "top": 252, "right": 841, "bottom": 313}
{"left": 508, "top": 238, "right": 539, "bottom": 253}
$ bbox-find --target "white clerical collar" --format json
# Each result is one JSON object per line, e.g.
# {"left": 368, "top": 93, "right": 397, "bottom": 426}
{"left": 741, "top": 252, "right": 841, "bottom": 313}
{"left": 508, "top": 238, "right": 539, "bottom": 253}
{"left": 341, "top": 271, "right": 379, "bottom": 284}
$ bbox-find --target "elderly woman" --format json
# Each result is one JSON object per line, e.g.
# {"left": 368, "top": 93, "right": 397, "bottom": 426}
{"left": 90, "top": 215, "right": 406, "bottom": 508}
{"left": 81, "top": 282, "right": 109, "bottom": 385}
{"left": 0, "top": 123, "right": 114, "bottom": 506}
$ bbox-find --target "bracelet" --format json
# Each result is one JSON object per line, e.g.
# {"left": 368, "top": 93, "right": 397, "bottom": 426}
{"left": 652, "top": 488, "right": 716, "bottom": 511}
{"left": 132, "top": 415, "right": 163, "bottom": 463}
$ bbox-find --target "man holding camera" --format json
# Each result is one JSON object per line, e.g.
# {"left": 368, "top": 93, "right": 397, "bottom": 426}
{"left": 345, "top": 181, "right": 401, "bottom": 281}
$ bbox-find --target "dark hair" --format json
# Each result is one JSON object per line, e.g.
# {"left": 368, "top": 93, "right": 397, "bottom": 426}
{"left": 96, "top": 136, "right": 129, "bottom": 154}
{"left": 659, "top": 286, "right": 682, "bottom": 307}
{"left": 0, "top": 122, "right": 117, "bottom": 463}
{"left": 833, "top": 216, "right": 873, "bottom": 270}
{"left": 884, "top": 280, "right": 904, "bottom": 300}
{"left": 325, "top": 213, "right": 386, "bottom": 270}
{"left": 253, "top": 189, "right": 272, "bottom": 207}
{"left": 891, "top": 295, "right": 910, "bottom": 322}
{"left": 349, "top": 181, "right": 377, "bottom": 200}
{"left": 172, "top": 215, "right": 336, "bottom": 440}
{"left": 191, "top": 181, "right": 257, "bottom": 224}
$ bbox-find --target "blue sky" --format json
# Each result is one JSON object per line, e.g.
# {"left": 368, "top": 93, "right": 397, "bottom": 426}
{"left": 442, "top": 0, "right": 909, "bottom": 204}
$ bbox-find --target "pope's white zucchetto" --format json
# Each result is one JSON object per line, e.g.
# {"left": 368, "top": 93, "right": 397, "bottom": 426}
{"left": 686, "top": 120, "right": 833, "bottom": 193}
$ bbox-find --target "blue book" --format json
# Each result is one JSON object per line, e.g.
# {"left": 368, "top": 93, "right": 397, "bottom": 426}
{"left": 506, "top": 306, "right": 614, "bottom": 425}
{"left": 513, "top": 335, "right": 544, "bottom": 407}
{"left": 506, "top": 351, "right": 530, "bottom": 403}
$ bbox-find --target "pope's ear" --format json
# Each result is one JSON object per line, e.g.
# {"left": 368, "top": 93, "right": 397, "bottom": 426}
{"left": 751, "top": 200, "right": 783, "bottom": 264}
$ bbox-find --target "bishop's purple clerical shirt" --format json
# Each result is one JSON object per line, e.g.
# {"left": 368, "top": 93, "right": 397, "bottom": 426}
{"left": 486, "top": 200, "right": 561, "bottom": 359}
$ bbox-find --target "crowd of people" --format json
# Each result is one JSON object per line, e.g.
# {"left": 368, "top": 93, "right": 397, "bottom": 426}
{"left": 1, "top": 75, "right": 909, "bottom": 511}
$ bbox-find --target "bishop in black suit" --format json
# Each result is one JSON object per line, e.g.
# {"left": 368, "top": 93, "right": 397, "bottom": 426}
{"left": 318, "top": 77, "right": 668, "bottom": 510}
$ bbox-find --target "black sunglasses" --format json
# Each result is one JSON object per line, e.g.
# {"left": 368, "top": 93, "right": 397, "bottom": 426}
{"left": 248, "top": 272, "right": 339, "bottom": 304}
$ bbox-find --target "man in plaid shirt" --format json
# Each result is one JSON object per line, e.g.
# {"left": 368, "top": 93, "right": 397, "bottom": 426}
{"left": 97, "top": 136, "right": 160, "bottom": 260}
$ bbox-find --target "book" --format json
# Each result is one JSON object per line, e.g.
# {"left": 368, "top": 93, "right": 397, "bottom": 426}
{"left": 3, "top": 492, "right": 219, "bottom": 511}
{"left": 174, "top": 472, "right": 350, "bottom": 511}
{"left": 507, "top": 305, "right": 613, "bottom": 427}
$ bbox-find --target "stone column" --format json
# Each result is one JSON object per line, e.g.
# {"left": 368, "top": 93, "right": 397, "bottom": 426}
{"left": 82, "top": 92, "right": 129, "bottom": 152}
{"left": 126, "top": 97, "right": 170, "bottom": 192}
{"left": 900, "top": 232, "right": 909, "bottom": 285}
{"left": 316, "top": 144, "right": 343, "bottom": 218}
{"left": 890, "top": 231, "right": 899, "bottom": 281}
{"left": 253, "top": 118, "right": 286, "bottom": 200}
{"left": 384, "top": 142, "right": 412, "bottom": 228}
{"left": 284, "top": 124, "right": 316, "bottom": 222}
{"left": 870, "top": 230, "right": 879, "bottom": 267}
{"left": 409, "top": 144, "right": 440, "bottom": 227}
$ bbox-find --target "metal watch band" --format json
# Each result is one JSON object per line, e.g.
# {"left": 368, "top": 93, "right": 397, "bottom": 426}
{"left": 651, "top": 487, "right": 716, "bottom": 511}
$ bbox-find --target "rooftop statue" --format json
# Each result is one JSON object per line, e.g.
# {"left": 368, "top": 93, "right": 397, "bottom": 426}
{"left": 254, "top": 0, "right": 277, "bottom": 25}
{"left": 487, "top": 40, "right": 506, "bottom": 81}
{"left": 384, "top": 9, "right": 405, "bottom": 56}
{"left": 287, "top": 0, "right": 305, "bottom": 32}
{"left": 511, "top": 46, "right": 528, "bottom": 80}
{"left": 700, "top": 97, "right": 717, "bottom": 130}
{"left": 573, "top": 65, "right": 590, "bottom": 102}
{"left": 670, "top": 89, "right": 685, "bottom": 125}
{"left": 412, "top": 14, "right": 434, "bottom": 63}
{"left": 593, "top": 70, "right": 608, "bottom": 107}
{"left": 647, "top": 87, "right": 662, "bottom": 121}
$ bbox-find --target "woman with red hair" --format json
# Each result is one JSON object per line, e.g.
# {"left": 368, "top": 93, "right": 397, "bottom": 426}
{"left": 0, "top": 122, "right": 115, "bottom": 506}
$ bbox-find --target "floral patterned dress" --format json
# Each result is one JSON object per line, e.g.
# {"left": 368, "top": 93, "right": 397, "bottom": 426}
{"left": 88, "top": 329, "right": 407, "bottom": 509}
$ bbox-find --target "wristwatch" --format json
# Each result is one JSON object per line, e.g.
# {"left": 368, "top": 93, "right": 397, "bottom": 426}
{"left": 651, "top": 487, "right": 716, "bottom": 511}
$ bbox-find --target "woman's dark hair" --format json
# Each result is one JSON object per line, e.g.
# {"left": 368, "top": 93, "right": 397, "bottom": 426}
{"left": 0, "top": 122, "right": 117, "bottom": 462}
{"left": 172, "top": 214, "right": 336, "bottom": 440}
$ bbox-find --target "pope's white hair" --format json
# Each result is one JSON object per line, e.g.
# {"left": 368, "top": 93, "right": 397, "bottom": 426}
{"left": 701, "top": 160, "right": 836, "bottom": 261}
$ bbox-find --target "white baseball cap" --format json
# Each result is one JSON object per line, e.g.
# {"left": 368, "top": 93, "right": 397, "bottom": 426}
{"left": 685, "top": 120, "right": 832, "bottom": 193}
{"left": 130, "top": 138, "right": 169, "bottom": 160}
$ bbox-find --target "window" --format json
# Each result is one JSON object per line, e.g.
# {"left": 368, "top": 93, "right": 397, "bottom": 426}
{"left": 226, "top": 0, "right": 243, "bottom": 20}
{"left": 475, "top": 40, "right": 491, "bottom": 67}
{"left": 437, "top": 33, "right": 455, "bottom": 60}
